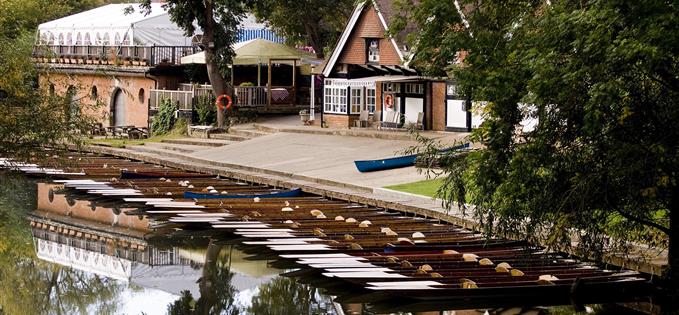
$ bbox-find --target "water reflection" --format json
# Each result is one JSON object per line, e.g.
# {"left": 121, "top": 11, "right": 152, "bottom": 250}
{"left": 0, "top": 174, "right": 337, "bottom": 315}
{"left": 0, "top": 173, "right": 643, "bottom": 315}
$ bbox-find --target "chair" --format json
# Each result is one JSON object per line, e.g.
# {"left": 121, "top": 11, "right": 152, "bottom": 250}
{"left": 372, "top": 110, "right": 382, "bottom": 127}
{"left": 355, "top": 110, "right": 370, "bottom": 128}
{"left": 380, "top": 111, "right": 396, "bottom": 129}
{"left": 415, "top": 112, "right": 424, "bottom": 130}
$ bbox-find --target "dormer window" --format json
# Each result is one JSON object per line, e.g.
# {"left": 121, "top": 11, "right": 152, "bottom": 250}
{"left": 367, "top": 38, "right": 380, "bottom": 64}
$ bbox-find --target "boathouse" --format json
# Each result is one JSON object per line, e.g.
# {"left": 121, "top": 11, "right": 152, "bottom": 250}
{"left": 34, "top": 3, "right": 284, "bottom": 129}
{"left": 320, "top": 0, "right": 478, "bottom": 131}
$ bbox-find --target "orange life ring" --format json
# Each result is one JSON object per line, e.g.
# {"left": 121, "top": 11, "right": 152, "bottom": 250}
{"left": 216, "top": 94, "right": 232, "bottom": 110}
{"left": 384, "top": 94, "right": 394, "bottom": 109}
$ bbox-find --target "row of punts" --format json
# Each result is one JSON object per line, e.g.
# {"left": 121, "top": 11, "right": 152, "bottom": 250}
{"left": 0, "top": 153, "right": 655, "bottom": 312}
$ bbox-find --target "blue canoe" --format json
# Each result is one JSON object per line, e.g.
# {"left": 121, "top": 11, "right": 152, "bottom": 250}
{"left": 184, "top": 188, "right": 303, "bottom": 199}
{"left": 354, "top": 143, "right": 470, "bottom": 173}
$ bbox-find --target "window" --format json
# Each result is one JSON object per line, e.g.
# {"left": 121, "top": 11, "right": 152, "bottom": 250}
{"left": 90, "top": 86, "right": 98, "bottom": 100}
{"left": 366, "top": 39, "right": 380, "bottom": 64}
{"left": 366, "top": 88, "right": 376, "bottom": 113}
{"left": 405, "top": 83, "right": 424, "bottom": 94}
{"left": 138, "top": 88, "right": 145, "bottom": 104}
{"left": 350, "top": 88, "right": 363, "bottom": 114}
{"left": 382, "top": 82, "right": 400, "bottom": 93}
{"left": 324, "top": 87, "right": 348, "bottom": 114}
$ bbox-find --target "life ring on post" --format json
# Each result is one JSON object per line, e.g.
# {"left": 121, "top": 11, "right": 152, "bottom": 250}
{"left": 216, "top": 94, "right": 232, "bottom": 111}
{"left": 384, "top": 94, "right": 394, "bottom": 110}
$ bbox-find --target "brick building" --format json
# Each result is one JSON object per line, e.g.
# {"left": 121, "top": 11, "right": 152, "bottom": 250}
{"left": 320, "top": 0, "right": 478, "bottom": 131}
{"left": 34, "top": 3, "right": 284, "bottom": 129}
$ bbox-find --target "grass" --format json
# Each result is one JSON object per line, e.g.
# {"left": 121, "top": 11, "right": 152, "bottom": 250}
{"left": 385, "top": 178, "right": 445, "bottom": 198}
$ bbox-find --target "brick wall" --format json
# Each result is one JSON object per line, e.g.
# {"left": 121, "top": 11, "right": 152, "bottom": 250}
{"left": 338, "top": 7, "right": 401, "bottom": 66}
{"left": 323, "top": 113, "right": 360, "bottom": 129}
{"left": 40, "top": 71, "right": 156, "bottom": 127}
{"left": 432, "top": 81, "right": 447, "bottom": 131}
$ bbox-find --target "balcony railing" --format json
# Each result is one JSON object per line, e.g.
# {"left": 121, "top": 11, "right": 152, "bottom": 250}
{"left": 32, "top": 45, "right": 200, "bottom": 66}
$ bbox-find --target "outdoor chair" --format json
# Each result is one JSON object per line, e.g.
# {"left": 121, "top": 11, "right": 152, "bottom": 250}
{"left": 372, "top": 110, "right": 382, "bottom": 127}
{"left": 355, "top": 110, "right": 370, "bottom": 128}
{"left": 416, "top": 112, "right": 424, "bottom": 130}
{"left": 380, "top": 111, "right": 396, "bottom": 129}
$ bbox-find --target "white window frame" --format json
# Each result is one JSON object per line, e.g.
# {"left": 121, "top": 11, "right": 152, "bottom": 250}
{"left": 367, "top": 39, "right": 380, "bottom": 63}
{"left": 366, "top": 88, "right": 376, "bottom": 113}
{"left": 350, "top": 87, "right": 364, "bottom": 114}
{"left": 405, "top": 83, "right": 424, "bottom": 94}
{"left": 324, "top": 87, "right": 348, "bottom": 114}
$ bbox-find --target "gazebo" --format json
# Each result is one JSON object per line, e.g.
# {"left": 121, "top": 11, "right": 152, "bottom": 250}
{"left": 181, "top": 38, "right": 319, "bottom": 109}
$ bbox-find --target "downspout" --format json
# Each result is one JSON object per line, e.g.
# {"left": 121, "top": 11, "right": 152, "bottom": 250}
{"left": 144, "top": 71, "right": 158, "bottom": 130}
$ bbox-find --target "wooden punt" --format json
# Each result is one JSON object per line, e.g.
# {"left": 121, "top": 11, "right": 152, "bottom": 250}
{"left": 354, "top": 143, "right": 470, "bottom": 172}
{"left": 183, "top": 188, "right": 303, "bottom": 199}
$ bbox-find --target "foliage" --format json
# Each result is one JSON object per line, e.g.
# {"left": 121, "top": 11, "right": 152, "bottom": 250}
{"left": 0, "top": 33, "right": 96, "bottom": 162}
{"left": 238, "top": 82, "right": 254, "bottom": 87}
{"left": 0, "top": 173, "right": 123, "bottom": 314}
{"left": 248, "top": 277, "right": 334, "bottom": 315}
{"left": 249, "top": 0, "right": 354, "bottom": 58}
{"left": 152, "top": 98, "right": 178, "bottom": 135}
{"left": 398, "top": 0, "right": 679, "bottom": 290}
{"left": 194, "top": 94, "right": 217, "bottom": 126}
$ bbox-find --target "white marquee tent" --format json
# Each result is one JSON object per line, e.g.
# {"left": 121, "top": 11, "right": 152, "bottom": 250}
{"left": 37, "top": 3, "right": 282, "bottom": 47}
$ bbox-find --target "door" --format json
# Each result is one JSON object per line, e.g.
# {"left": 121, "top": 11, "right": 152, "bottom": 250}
{"left": 113, "top": 89, "right": 126, "bottom": 126}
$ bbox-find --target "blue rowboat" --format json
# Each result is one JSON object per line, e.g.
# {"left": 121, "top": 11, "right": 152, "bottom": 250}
{"left": 184, "top": 188, "right": 303, "bottom": 199}
{"left": 354, "top": 143, "right": 470, "bottom": 173}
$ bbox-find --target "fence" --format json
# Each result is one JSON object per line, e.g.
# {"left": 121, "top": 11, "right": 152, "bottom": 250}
{"left": 149, "top": 90, "right": 194, "bottom": 111}
{"left": 235, "top": 86, "right": 267, "bottom": 106}
{"left": 32, "top": 45, "right": 199, "bottom": 66}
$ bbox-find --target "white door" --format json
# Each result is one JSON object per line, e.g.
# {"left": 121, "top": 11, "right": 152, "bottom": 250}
{"left": 113, "top": 89, "right": 126, "bottom": 126}
{"left": 404, "top": 97, "right": 423, "bottom": 124}
{"left": 446, "top": 99, "right": 467, "bottom": 129}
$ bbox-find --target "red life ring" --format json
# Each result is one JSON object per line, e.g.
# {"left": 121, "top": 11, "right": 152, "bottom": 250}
{"left": 384, "top": 94, "right": 394, "bottom": 109}
{"left": 216, "top": 94, "right": 232, "bottom": 111}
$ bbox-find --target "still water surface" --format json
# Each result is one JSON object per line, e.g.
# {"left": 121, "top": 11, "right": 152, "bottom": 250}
{"left": 0, "top": 173, "right": 644, "bottom": 315}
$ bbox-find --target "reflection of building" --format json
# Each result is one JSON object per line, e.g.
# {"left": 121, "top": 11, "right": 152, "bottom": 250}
{"left": 31, "top": 182, "right": 278, "bottom": 298}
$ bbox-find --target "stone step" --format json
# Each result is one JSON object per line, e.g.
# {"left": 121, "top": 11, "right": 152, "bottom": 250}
{"left": 143, "top": 142, "right": 208, "bottom": 154}
{"left": 161, "top": 138, "right": 234, "bottom": 147}
{"left": 208, "top": 133, "right": 251, "bottom": 142}
{"left": 227, "top": 128, "right": 270, "bottom": 138}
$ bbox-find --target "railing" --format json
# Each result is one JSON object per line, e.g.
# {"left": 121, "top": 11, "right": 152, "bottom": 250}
{"left": 32, "top": 45, "right": 200, "bottom": 66}
{"left": 149, "top": 90, "right": 194, "bottom": 111}
{"left": 179, "top": 83, "right": 213, "bottom": 98}
{"left": 235, "top": 86, "right": 267, "bottom": 106}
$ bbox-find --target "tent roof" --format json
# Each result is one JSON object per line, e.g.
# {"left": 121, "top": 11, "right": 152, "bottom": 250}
{"left": 38, "top": 3, "right": 169, "bottom": 31}
{"left": 232, "top": 38, "right": 316, "bottom": 65}
{"left": 181, "top": 39, "right": 318, "bottom": 66}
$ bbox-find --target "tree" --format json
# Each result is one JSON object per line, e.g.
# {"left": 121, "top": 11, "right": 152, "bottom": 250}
{"left": 140, "top": 0, "right": 247, "bottom": 129}
{"left": 249, "top": 0, "right": 354, "bottom": 58}
{"left": 397, "top": 0, "right": 679, "bottom": 300}
{"left": 0, "top": 0, "right": 103, "bottom": 162}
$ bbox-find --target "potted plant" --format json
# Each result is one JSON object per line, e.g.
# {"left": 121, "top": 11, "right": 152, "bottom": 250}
{"left": 86, "top": 56, "right": 93, "bottom": 64}
{"left": 141, "top": 58, "right": 149, "bottom": 66}
{"left": 123, "top": 56, "right": 132, "bottom": 66}
{"left": 132, "top": 56, "right": 141, "bottom": 66}
{"left": 69, "top": 55, "right": 77, "bottom": 64}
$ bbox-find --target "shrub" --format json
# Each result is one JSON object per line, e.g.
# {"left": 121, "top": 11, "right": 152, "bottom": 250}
{"left": 152, "top": 98, "right": 177, "bottom": 135}
{"left": 193, "top": 94, "right": 216, "bottom": 126}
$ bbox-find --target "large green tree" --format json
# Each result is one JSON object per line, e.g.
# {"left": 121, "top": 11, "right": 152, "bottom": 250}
{"left": 140, "top": 0, "right": 248, "bottom": 129}
{"left": 397, "top": 0, "right": 679, "bottom": 298}
{"left": 0, "top": 0, "right": 103, "bottom": 162}
{"left": 249, "top": 0, "right": 354, "bottom": 58}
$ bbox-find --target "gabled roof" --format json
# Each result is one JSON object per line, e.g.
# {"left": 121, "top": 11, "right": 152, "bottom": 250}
{"left": 322, "top": 0, "right": 410, "bottom": 77}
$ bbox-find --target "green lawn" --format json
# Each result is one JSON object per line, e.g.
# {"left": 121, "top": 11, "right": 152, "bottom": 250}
{"left": 385, "top": 178, "right": 445, "bottom": 198}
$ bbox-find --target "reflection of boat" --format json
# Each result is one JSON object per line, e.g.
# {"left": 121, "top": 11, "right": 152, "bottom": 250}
{"left": 354, "top": 143, "right": 470, "bottom": 172}
{"left": 184, "top": 188, "right": 303, "bottom": 199}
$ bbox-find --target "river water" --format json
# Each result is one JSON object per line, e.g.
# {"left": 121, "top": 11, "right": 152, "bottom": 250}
{"left": 0, "top": 172, "right": 646, "bottom": 315}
